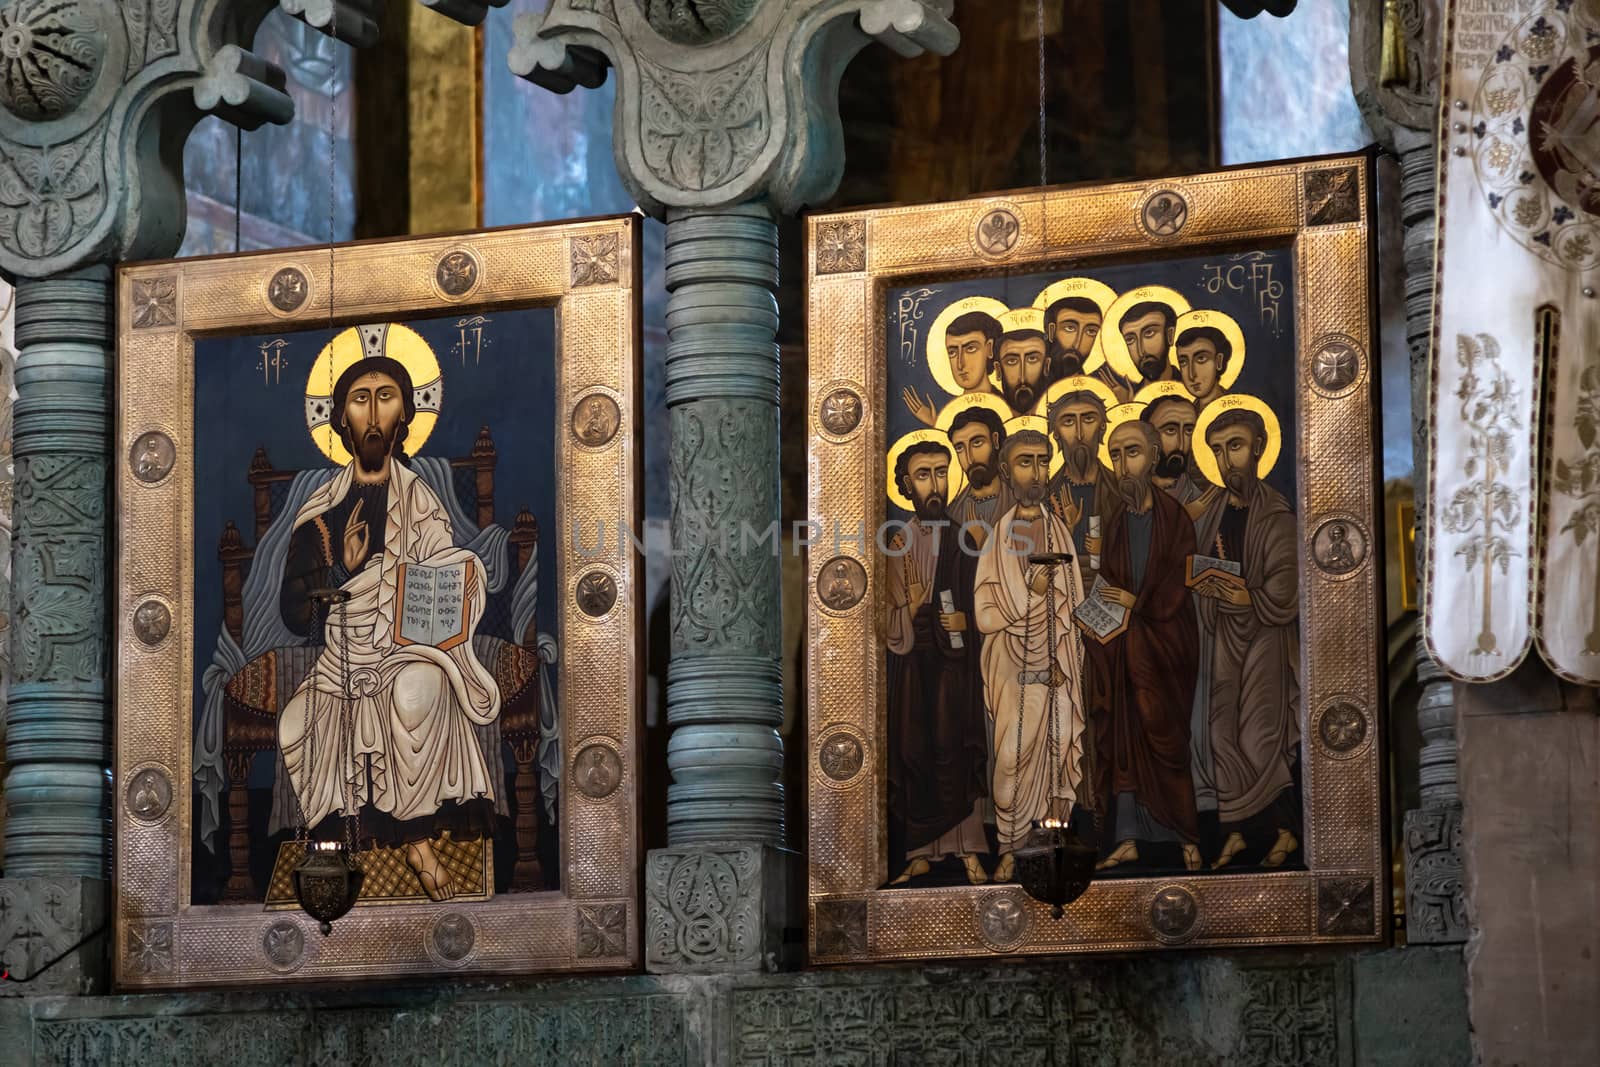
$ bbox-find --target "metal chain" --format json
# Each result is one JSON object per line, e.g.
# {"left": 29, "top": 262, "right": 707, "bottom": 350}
{"left": 1037, "top": 0, "right": 1047, "bottom": 188}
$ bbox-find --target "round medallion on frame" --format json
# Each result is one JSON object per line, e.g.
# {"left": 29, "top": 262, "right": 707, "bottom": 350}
{"left": 1149, "top": 884, "right": 1199, "bottom": 944}
{"left": 575, "top": 569, "right": 619, "bottom": 619}
{"left": 976, "top": 889, "right": 1030, "bottom": 951}
{"left": 1310, "top": 516, "right": 1370, "bottom": 579}
{"left": 971, "top": 203, "right": 1022, "bottom": 259}
{"left": 132, "top": 598, "right": 172, "bottom": 648}
{"left": 1307, "top": 332, "right": 1366, "bottom": 398}
{"left": 816, "top": 728, "right": 865, "bottom": 786}
{"left": 262, "top": 919, "right": 306, "bottom": 972}
{"left": 265, "top": 266, "right": 311, "bottom": 314}
{"left": 129, "top": 430, "right": 176, "bottom": 485}
{"left": 126, "top": 766, "right": 172, "bottom": 822}
{"left": 573, "top": 741, "right": 623, "bottom": 800}
{"left": 1315, "top": 698, "right": 1371, "bottom": 759}
{"left": 429, "top": 911, "right": 476, "bottom": 965}
{"left": 434, "top": 247, "right": 482, "bottom": 299}
{"left": 817, "top": 385, "right": 865, "bottom": 438}
{"left": 815, "top": 556, "right": 867, "bottom": 614}
{"left": 572, "top": 391, "right": 622, "bottom": 448}
{"left": 1138, "top": 187, "right": 1190, "bottom": 239}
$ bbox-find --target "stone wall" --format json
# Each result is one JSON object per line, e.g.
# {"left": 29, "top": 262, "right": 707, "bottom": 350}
{"left": 0, "top": 947, "right": 1466, "bottom": 1066}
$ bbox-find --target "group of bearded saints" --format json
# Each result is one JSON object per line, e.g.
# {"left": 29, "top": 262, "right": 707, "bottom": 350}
{"left": 886, "top": 289, "right": 1301, "bottom": 887}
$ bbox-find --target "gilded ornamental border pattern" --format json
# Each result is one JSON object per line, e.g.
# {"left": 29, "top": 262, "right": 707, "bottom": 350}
{"left": 804, "top": 157, "right": 1386, "bottom": 961}
{"left": 114, "top": 218, "right": 643, "bottom": 987}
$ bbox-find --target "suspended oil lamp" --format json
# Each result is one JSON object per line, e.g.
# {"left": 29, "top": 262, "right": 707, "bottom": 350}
{"left": 292, "top": 587, "right": 367, "bottom": 935}
{"left": 1014, "top": 818, "right": 1097, "bottom": 919}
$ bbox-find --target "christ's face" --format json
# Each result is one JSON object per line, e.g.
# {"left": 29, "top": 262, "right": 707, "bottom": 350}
{"left": 343, "top": 370, "right": 406, "bottom": 472}
{"left": 946, "top": 330, "right": 993, "bottom": 392}
{"left": 1049, "top": 309, "right": 1102, "bottom": 373}
{"left": 903, "top": 451, "right": 950, "bottom": 519}
{"left": 1208, "top": 423, "right": 1264, "bottom": 496}
{"left": 1176, "top": 338, "right": 1223, "bottom": 399}
{"left": 1121, "top": 310, "right": 1174, "bottom": 379}
{"left": 949, "top": 423, "right": 999, "bottom": 486}
{"left": 1003, "top": 443, "right": 1052, "bottom": 505}
{"left": 998, "top": 337, "right": 1047, "bottom": 412}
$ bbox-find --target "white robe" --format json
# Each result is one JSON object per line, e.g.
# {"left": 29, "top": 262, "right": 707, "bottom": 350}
{"left": 973, "top": 504, "right": 1088, "bottom": 851}
{"left": 279, "top": 461, "right": 501, "bottom": 827}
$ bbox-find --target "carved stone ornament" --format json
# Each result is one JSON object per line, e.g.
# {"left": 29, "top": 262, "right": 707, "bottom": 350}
{"left": 572, "top": 391, "right": 621, "bottom": 447}
{"left": 266, "top": 266, "right": 309, "bottom": 312}
{"left": 1317, "top": 876, "right": 1375, "bottom": 936}
{"left": 646, "top": 848, "right": 761, "bottom": 967}
{"left": 815, "top": 555, "right": 866, "bottom": 612}
{"left": 813, "top": 899, "right": 866, "bottom": 957}
{"left": 1149, "top": 885, "right": 1199, "bottom": 942}
{"left": 431, "top": 911, "right": 476, "bottom": 962}
{"left": 1316, "top": 700, "right": 1369, "bottom": 757}
{"left": 1311, "top": 517, "right": 1369, "bottom": 578}
{"left": 1305, "top": 165, "right": 1362, "bottom": 227}
{"left": 817, "top": 731, "right": 863, "bottom": 783}
{"left": 125, "top": 766, "right": 171, "bottom": 821}
{"left": 576, "top": 569, "right": 618, "bottom": 617}
{"left": 573, "top": 742, "right": 623, "bottom": 799}
{"left": 1140, "top": 188, "right": 1189, "bottom": 238}
{"left": 817, "top": 386, "right": 863, "bottom": 436}
{"left": 435, "top": 248, "right": 481, "bottom": 297}
{"left": 132, "top": 599, "right": 171, "bottom": 646}
{"left": 1309, "top": 332, "right": 1365, "bottom": 396}
{"left": 502, "top": 0, "right": 959, "bottom": 216}
{"left": 571, "top": 232, "right": 619, "bottom": 286}
{"left": 128, "top": 430, "right": 175, "bottom": 483}
{"left": 1405, "top": 805, "right": 1467, "bottom": 943}
{"left": 262, "top": 919, "right": 305, "bottom": 970}
{"left": 815, "top": 219, "right": 866, "bottom": 274}
{"left": 977, "top": 889, "right": 1029, "bottom": 949}
{"left": 0, "top": 0, "right": 295, "bottom": 278}
{"left": 577, "top": 903, "right": 628, "bottom": 958}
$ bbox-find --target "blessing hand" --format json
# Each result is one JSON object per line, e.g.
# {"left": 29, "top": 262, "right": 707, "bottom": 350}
{"left": 342, "top": 497, "right": 370, "bottom": 573}
{"left": 901, "top": 387, "right": 938, "bottom": 427}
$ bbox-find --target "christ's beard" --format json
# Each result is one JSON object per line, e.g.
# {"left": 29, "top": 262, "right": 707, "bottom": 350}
{"left": 1154, "top": 450, "right": 1188, "bottom": 480}
{"left": 1014, "top": 480, "right": 1047, "bottom": 506}
{"left": 356, "top": 427, "right": 394, "bottom": 473}
{"left": 913, "top": 494, "right": 946, "bottom": 521}
{"left": 966, "top": 462, "right": 996, "bottom": 489}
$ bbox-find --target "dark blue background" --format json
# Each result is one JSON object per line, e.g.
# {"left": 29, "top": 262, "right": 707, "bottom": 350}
{"left": 884, "top": 248, "right": 1299, "bottom": 520}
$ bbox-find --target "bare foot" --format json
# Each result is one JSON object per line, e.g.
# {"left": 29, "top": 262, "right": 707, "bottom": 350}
{"left": 1182, "top": 844, "right": 1202, "bottom": 871}
{"left": 1262, "top": 829, "right": 1299, "bottom": 868}
{"left": 1211, "top": 831, "right": 1247, "bottom": 870}
{"left": 405, "top": 839, "right": 456, "bottom": 901}
{"left": 961, "top": 854, "right": 990, "bottom": 885}
{"left": 1095, "top": 839, "right": 1138, "bottom": 871}
{"left": 890, "top": 858, "right": 931, "bottom": 886}
{"left": 993, "top": 852, "right": 1015, "bottom": 882}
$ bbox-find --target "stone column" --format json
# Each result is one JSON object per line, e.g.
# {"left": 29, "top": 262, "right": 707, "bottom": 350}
{"left": 0, "top": 0, "right": 293, "bottom": 993}
{"left": 498, "top": 0, "right": 959, "bottom": 972}
{"left": 1350, "top": 0, "right": 1466, "bottom": 946}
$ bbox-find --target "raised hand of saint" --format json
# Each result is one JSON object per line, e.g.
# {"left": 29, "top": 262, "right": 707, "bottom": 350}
{"left": 342, "top": 497, "right": 370, "bottom": 573}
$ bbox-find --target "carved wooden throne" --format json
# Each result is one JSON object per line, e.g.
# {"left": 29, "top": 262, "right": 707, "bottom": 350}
{"left": 214, "top": 426, "right": 549, "bottom": 901}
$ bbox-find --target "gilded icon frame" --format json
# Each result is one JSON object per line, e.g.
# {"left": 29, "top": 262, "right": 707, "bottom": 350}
{"left": 805, "top": 156, "right": 1386, "bottom": 962}
{"left": 114, "top": 217, "right": 643, "bottom": 987}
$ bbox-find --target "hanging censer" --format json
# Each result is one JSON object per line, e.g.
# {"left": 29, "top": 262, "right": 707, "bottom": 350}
{"left": 1011, "top": 539, "right": 1098, "bottom": 919}
{"left": 292, "top": 587, "right": 366, "bottom": 935}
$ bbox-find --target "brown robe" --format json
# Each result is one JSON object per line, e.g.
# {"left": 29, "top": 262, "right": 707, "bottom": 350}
{"left": 1189, "top": 479, "right": 1301, "bottom": 823}
{"left": 1085, "top": 489, "right": 1201, "bottom": 842}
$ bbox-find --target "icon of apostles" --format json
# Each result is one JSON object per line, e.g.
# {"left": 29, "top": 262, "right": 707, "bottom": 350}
{"left": 883, "top": 293, "right": 1301, "bottom": 882}
{"left": 277, "top": 324, "right": 501, "bottom": 901}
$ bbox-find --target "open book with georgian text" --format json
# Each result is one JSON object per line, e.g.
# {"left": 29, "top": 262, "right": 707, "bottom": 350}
{"left": 395, "top": 559, "right": 474, "bottom": 652}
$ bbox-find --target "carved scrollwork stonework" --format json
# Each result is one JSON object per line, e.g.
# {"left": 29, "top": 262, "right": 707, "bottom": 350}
{"left": 0, "top": 0, "right": 290, "bottom": 278}
{"left": 1404, "top": 805, "right": 1467, "bottom": 942}
{"left": 504, "top": 0, "right": 958, "bottom": 216}
{"left": 11, "top": 454, "right": 106, "bottom": 683}
{"left": 646, "top": 847, "right": 761, "bottom": 968}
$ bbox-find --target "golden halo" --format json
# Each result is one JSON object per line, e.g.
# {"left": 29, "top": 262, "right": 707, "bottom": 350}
{"left": 1170, "top": 309, "right": 1246, "bottom": 390}
{"left": 1098, "top": 401, "right": 1149, "bottom": 469}
{"left": 1133, "top": 380, "right": 1193, "bottom": 407}
{"left": 306, "top": 324, "right": 443, "bottom": 465}
{"left": 935, "top": 391, "right": 1013, "bottom": 434}
{"left": 1033, "top": 277, "right": 1118, "bottom": 373}
{"left": 1002, "top": 414, "right": 1064, "bottom": 478}
{"left": 886, "top": 428, "right": 966, "bottom": 513}
{"left": 1192, "top": 393, "right": 1283, "bottom": 486}
{"left": 1043, "top": 374, "right": 1119, "bottom": 415}
{"left": 925, "top": 297, "right": 1008, "bottom": 398}
{"left": 1101, "top": 285, "right": 1193, "bottom": 384}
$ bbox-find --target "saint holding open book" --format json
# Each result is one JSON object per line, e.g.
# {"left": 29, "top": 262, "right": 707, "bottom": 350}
{"left": 277, "top": 325, "right": 501, "bottom": 901}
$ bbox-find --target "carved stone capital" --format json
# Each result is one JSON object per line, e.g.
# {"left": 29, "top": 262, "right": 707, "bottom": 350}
{"left": 645, "top": 844, "right": 799, "bottom": 974}
{"left": 0, "top": 1, "right": 292, "bottom": 278}
{"left": 0, "top": 876, "right": 108, "bottom": 996}
{"left": 503, "top": 0, "right": 959, "bottom": 215}
{"left": 1404, "top": 804, "right": 1467, "bottom": 944}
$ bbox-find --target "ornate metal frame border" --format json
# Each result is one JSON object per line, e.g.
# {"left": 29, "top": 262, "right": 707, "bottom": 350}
{"left": 114, "top": 217, "right": 643, "bottom": 987}
{"left": 804, "top": 156, "right": 1386, "bottom": 962}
